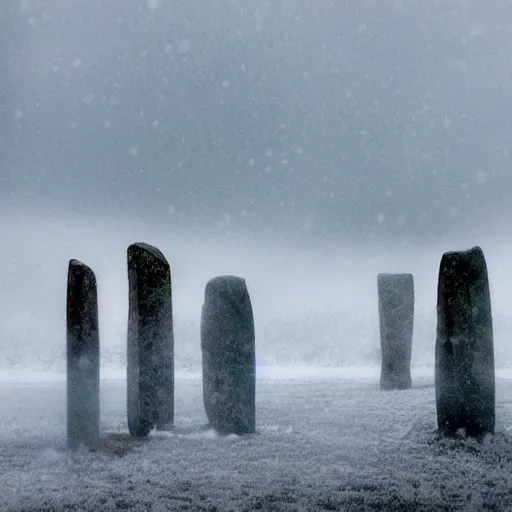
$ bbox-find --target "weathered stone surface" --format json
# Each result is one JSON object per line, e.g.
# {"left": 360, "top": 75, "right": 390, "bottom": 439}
{"left": 378, "top": 273, "right": 414, "bottom": 390}
{"left": 435, "top": 246, "right": 495, "bottom": 436}
{"left": 67, "top": 259, "right": 100, "bottom": 450}
{"left": 127, "top": 243, "right": 174, "bottom": 438}
{"left": 201, "top": 276, "right": 255, "bottom": 435}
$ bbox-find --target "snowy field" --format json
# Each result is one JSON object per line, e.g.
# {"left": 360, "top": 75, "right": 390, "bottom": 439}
{"left": 2, "top": 368, "right": 512, "bottom": 511}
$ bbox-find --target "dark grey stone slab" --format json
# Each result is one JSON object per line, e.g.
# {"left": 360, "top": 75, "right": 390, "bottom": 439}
{"left": 127, "top": 243, "right": 174, "bottom": 438}
{"left": 201, "top": 276, "right": 255, "bottom": 435}
{"left": 67, "top": 259, "right": 100, "bottom": 450}
{"left": 378, "top": 273, "right": 414, "bottom": 390}
{"left": 435, "top": 246, "right": 495, "bottom": 436}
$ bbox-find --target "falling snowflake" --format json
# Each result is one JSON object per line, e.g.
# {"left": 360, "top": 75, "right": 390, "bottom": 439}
{"left": 178, "top": 39, "right": 190, "bottom": 54}
{"left": 148, "top": 0, "right": 160, "bottom": 11}
{"left": 82, "top": 93, "right": 96, "bottom": 105}
{"left": 397, "top": 214, "right": 407, "bottom": 227}
{"left": 476, "top": 169, "right": 487, "bottom": 183}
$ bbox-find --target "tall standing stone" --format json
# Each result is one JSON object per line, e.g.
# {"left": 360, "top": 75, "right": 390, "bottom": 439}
{"left": 127, "top": 243, "right": 174, "bottom": 438}
{"left": 201, "top": 276, "right": 255, "bottom": 435}
{"left": 435, "top": 246, "right": 495, "bottom": 436}
{"left": 378, "top": 273, "right": 414, "bottom": 390}
{"left": 67, "top": 259, "right": 100, "bottom": 450}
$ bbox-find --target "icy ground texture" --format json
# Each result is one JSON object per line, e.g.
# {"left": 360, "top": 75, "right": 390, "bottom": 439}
{"left": 2, "top": 370, "right": 512, "bottom": 511}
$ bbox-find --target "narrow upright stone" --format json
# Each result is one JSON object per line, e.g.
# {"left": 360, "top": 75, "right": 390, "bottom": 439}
{"left": 378, "top": 273, "right": 414, "bottom": 390}
{"left": 127, "top": 243, "right": 174, "bottom": 438}
{"left": 67, "top": 259, "right": 100, "bottom": 450}
{"left": 435, "top": 246, "right": 495, "bottom": 436}
{"left": 201, "top": 276, "right": 255, "bottom": 435}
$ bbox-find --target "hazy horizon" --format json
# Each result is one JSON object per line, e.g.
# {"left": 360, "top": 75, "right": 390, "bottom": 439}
{"left": 0, "top": 211, "right": 511, "bottom": 375}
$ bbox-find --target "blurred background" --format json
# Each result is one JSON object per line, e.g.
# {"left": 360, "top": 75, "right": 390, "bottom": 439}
{"left": 2, "top": 0, "right": 512, "bottom": 372}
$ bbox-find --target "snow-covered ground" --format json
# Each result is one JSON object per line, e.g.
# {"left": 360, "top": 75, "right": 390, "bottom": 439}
{"left": 2, "top": 367, "right": 512, "bottom": 511}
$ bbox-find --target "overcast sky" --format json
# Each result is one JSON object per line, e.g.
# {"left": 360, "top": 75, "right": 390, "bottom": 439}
{"left": 3, "top": 0, "right": 512, "bottom": 242}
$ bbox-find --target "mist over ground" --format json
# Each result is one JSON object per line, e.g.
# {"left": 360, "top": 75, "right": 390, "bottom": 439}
{"left": 0, "top": 211, "right": 511, "bottom": 375}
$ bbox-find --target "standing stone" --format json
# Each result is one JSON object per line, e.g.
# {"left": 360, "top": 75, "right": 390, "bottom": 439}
{"left": 127, "top": 243, "right": 174, "bottom": 438}
{"left": 435, "top": 246, "right": 495, "bottom": 436}
{"left": 378, "top": 273, "right": 414, "bottom": 390}
{"left": 201, "top": 276, "right": 255, "bottom": 435}
{"left": 67, "top": 259, "right": 100, "bottom": 450}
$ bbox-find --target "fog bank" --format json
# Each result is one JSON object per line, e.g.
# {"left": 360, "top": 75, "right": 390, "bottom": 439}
{"left": 1, "top": 212, "right": 511, "bottom": 373}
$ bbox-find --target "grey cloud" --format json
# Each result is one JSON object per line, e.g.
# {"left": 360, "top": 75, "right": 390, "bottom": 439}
{"left": 4, "top": 0, "right": 512, "bottom": 241}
